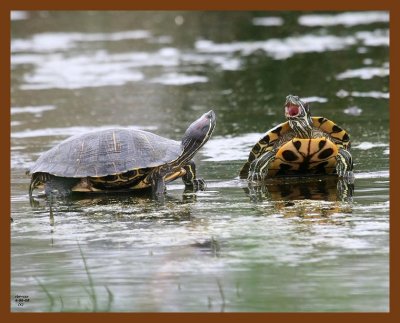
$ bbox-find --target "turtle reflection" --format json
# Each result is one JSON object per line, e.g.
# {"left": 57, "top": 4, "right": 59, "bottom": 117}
{"left": 245, "top": 175, "right": 353, "bottom": 203}
{"left": 29, "top": 188, "right": 197, "bottom": 222}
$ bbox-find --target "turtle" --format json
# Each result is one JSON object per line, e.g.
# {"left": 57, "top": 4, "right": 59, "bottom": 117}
{"left": 239, "top": 95, "right": 354, "bottom": 182}
{"left": 28, "top": 110, "right": 216, "bottom": 199}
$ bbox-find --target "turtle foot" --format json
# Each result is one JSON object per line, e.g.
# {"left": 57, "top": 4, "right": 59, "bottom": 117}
{"left": 185, "top": 178, "right": 206, "bottom": 192}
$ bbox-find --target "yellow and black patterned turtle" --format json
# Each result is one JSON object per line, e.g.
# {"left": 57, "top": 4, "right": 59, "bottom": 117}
{"left": 28, "top": 111, "right": 216, "bottom": 199}
{"left": 239, "top": 95, "right": 353, "bottom": 182}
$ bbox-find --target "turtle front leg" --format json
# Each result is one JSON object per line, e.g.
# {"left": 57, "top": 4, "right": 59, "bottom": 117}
{"left": 182, "top": 160, "right": 205, "bottom": 191}
{"left": 336, "top": 148, "right": 354, "bottom": 183}
{"left": 248, "top": 151, "right": 276, "bottom": 182}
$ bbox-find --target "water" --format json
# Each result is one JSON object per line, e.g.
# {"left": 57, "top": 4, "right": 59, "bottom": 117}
{"left": 11, "top": 11, "right": 389, "bottom": 312}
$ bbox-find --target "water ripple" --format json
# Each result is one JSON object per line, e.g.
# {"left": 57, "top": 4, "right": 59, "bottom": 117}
{"left": 11, "top": 125, "right": 157, "bottom": 139}
{"left": 252, "top": 17, "right": 284, "bottom": 26}
{"left": 11, "top": 30, "right": 151, "bottom": 53}
{"left": 298, "top": 11, "right": 389, "bottom": 27}
{"left": 11, "top": 105, "right": 56, "bottom": 116}
{"left": 336, "top": 65, "right": 389, "bottom": 80}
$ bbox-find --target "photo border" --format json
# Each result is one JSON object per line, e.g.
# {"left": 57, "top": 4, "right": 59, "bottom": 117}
{"left": 3, "top": 0, "right": 398, "bottom": 322}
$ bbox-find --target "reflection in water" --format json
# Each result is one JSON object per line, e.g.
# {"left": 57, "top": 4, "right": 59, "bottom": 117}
{"left": 28, "top": 188, "right": 199, "bottom": 220}
{"left": 245, "top": 176, "right": 353, "bottom": 202}
{"left": 242, "top": 177, "right": 354, "bottom": 227}
{"left": 244, "top": 176, "right": 354, "bottom": 222}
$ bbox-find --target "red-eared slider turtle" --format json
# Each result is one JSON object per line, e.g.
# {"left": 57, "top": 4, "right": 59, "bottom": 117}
{"left": 239, "top": 95, "right": 353, "bottom": 182}
{"left": 28, "top": 110, "right": 216, "bottom": 199}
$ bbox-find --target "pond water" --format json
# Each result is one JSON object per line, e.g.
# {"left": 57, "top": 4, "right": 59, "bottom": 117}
{"left": 11, "top": 11, "right": 389, "bottom": 312}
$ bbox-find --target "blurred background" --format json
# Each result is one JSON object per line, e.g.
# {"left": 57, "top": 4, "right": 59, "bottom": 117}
{"left": 11, "top": 11, "right": 389, "bottom": 312}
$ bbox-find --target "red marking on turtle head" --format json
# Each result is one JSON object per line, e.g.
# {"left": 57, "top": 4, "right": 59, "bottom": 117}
{"left": 285, "top": 104, "right": 299, "bottom": 117}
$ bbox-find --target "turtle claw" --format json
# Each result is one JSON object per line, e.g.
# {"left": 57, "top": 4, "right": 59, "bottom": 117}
{"left": 193, "top": 178, "right": 206, "bottom": 191}
{"left": 185, "top": 178, "right": 206, "bottom": 192}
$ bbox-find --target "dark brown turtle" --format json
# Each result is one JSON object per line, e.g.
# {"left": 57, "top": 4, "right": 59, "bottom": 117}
{"left": 28, "top": 110, "right": 216, "bottom": 199}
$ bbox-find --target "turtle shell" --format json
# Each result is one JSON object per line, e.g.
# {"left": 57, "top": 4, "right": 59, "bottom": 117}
{"left": 267, "top": 137, "right": 338, "bottom": 176}
{"left": 252, "top": 117, "right": 349, "bottom": 161}
{"left": 29, "top": 128, "right": 182, "bottom": 178}
{"left": 240, "top": 117, "right": 350, "bottom": 178}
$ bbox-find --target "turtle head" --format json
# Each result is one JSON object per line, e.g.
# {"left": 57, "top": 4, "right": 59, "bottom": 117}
{"left": 181, "top": 110, "right": 216, "bottom": 159}
{"left": 284, "top": 95, "right": 311, "bottom": 119}
{"left": 284, "top": 95, "right": 313, "bottom": 138}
